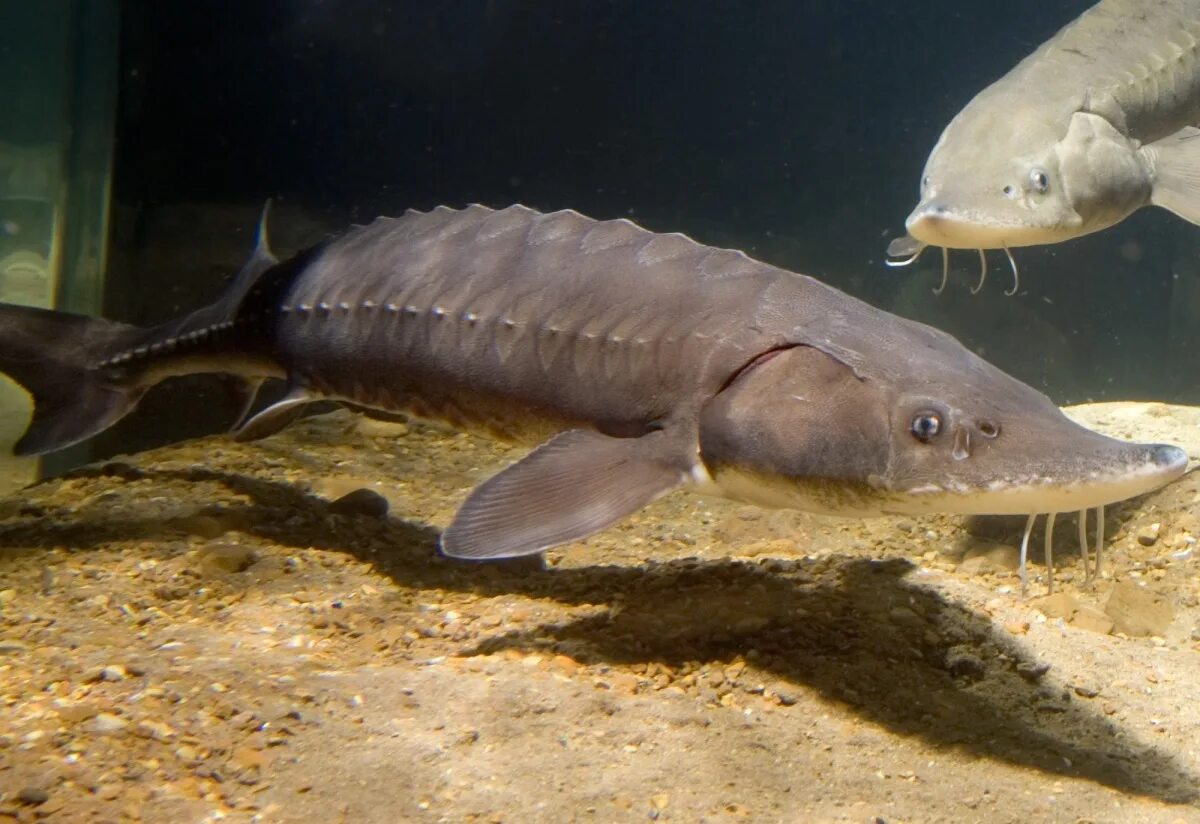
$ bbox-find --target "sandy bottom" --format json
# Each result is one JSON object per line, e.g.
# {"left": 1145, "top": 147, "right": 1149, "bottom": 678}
{"left": 0, "top": 403, "right": 1198, "bottom": 823}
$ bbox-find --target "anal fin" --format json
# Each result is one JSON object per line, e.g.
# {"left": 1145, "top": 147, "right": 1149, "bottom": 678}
{"left": 1147, "top": 126, "right": 1200, "bottom": 225}
{"left": 440, "top": 428, "right": 690, "bottom": 560}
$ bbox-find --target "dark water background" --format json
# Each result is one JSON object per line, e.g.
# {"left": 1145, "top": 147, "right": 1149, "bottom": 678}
{"left": 102, "top": 0, "right": 1197, "bottom": 455}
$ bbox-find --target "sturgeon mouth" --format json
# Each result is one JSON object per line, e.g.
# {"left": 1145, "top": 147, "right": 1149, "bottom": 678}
{"left": 905, "top": 203, "right": 1079, "bottom": 250}
{"left": 700, "top": 444, "right": 1188, "bottom": 519}
{"left": 893, "top": 443, "right": 1188, "bottom": 516}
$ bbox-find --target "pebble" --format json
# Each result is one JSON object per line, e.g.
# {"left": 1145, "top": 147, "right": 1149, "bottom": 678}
{"left": 198, "top": 543, "right": 259, "bottom": 575}
{"left": 1016, "top": 662, "right": 1051, "bottom": 682}
{"left": 1003, "top": 620, "right": 1030, "bottom": 636}
{"left": 888, "top": 606, "right": 921, "bottom": 626}
{"left": 95, "top": 664, "right": 128, "bottom": 682}
{"left": 91, "top": 712, "right": 129, "bottom": 734}
{"left": 1034, "top": 593, "right": 1078, "bottom": 621}
{"left": 17, "top": 787, "right": 49, "bottom": 806}
{"left": 1069, "top": 606, "right": 1114, "bottom": 636}
{"left": 944, "top": 648, "right": 986, "bottom": 680}
{"left": 551, "top": 655, "right": 579, "bottom": 676}
{"left": 606, "top": 673, "right": 640, "bottom": 695}
{"left": 328, "top": 488, "right": 390, "bottom": 518}
{"left": 354, "top": 417, "right": 409, "bottom": 438}
{"left": 230, "top": 746, "right": 268, "bottom": 771}
{"left": 960, "top": 541, "right": 1020, "bottom": 571}
{"left": 1105, "top": 581, "right": 1174, "bottom": 637}
{"left": 135, "top": 719, "right": 176, "bottom": 741}
{"left": 771, "top": 684, "right": 799, "bottom": 706}
{"left": 1136, "top": 523, "right": 1162, "bottom": 547}
{"left": 956, "top": 556, "right": 989, "bottom": 577}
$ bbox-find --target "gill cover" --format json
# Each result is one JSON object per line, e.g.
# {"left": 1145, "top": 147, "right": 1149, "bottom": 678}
{"left": 698, "top": 345, "right": 889, "bottom": 494}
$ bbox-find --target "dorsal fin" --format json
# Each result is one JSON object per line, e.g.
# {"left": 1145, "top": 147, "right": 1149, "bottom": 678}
{"left": 213, "top": 200, "right": 280, "bottom": 320}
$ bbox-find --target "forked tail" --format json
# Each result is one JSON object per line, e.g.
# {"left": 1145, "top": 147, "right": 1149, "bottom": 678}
{"left": 0, "top": 302, "right": 145, "bottom": 455}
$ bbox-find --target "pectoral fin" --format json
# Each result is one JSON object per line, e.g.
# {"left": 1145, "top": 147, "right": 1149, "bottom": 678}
{"left": 1147, "top": 126, "right": 1200, "bottom": 225}
{"left": 440, "top": 428, "right": 689, "bottom": 559}
{"left": 231, "top": 385, "right": 312, "bottom": 441}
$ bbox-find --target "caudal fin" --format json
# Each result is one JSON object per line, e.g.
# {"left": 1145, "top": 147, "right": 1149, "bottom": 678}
{"left": 0, "top": 302, "right": 144, "bottom": 455}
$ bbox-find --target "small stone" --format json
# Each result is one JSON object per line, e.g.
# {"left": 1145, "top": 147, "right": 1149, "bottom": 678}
{"left": 230, "top": 746, "right": 267, "bottom": 771}
{"left": 135, "top": 719, "right": 176, "bottom": 741}
{"left": 17, "top": 787, "right": 49, "bottom": 806}
{"left": 550, "top": 655, "right": 579, "bottom": 675}
{"left": 354, "top": 417, "right": 409, "bottom": 438}
{"left": 95, "top": 664, "right": 128, "bottom": 682}
{"left": 91, "top": 712, "right": 129, "bottom": 734}
{"left": 960, "top": 540, "right": 1020, "bottom": 571}
{"left": 735, "top": 506, "right": 761, "bottom": 522}
{"left": 956, "top": 556, "right": 988, "bottom": 576}
{"left": 1034, "top": 593, "right": 1078, "bottom": 621}
{"left": 1015, "top": 661, "right": 1050, "bottom": 681}
{"left": 944, "top": 647, "right": 985, "bottom": 680}
{"left": 1136, "top": 523, "right": 1162, "bottom": 547}
{"left": 1105, "top": 581, "right": 1174, "bottom": 637}
{"left": 772, "top": 684, "right": 799, "bottom": 706}
{"left": 1072, "top": 682, "right": 1100, "bottom": 698}
{"left": 198, "top": 543, "right": 258, "bottom": 575}
{"left": 1069, "top": 605, "right": 1114, "bottom": 635}
{"left": 888, "top": 606, "right": 921, "bottom": 626}
{"left": 328, "top": 488, "right": 389, "bottom": 519}
{"left": 608, "top": 673, "right": 640, "bottom": 695}
{"left": 1003, "top": 620, "right": 1029, "bottom": 636}
{"left": 56, "top": 703, "right": 98, "bottom": 724}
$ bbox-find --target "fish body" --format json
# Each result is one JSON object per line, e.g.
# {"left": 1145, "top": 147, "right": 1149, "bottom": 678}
{"left": 0, "top": 205, "right": 1186, "bottom": 559}
{"left": 893, "top": 0, "right": 1200, "bottom": 258}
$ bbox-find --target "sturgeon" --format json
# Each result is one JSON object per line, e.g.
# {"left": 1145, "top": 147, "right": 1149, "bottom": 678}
{"left": 889, "top": 0, "right": 1200, "bottom": 293}
{"left": 0, "top": 205, "right": 1186, "bottom": 583}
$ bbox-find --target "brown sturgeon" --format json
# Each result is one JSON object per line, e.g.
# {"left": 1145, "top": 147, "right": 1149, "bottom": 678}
{"left": 0, "top": 205, "right": 1186, "bottom": 583}
{"left": 889, "top": 0, "right": 1200, "bottom": 293}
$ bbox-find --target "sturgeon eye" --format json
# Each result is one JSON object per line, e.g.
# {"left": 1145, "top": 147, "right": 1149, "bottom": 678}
{"left": 1029, "top": 168, "right": 1049, "bottom": 193}
{"left": 910, "top": 412, "right": 942, "bottom": 442}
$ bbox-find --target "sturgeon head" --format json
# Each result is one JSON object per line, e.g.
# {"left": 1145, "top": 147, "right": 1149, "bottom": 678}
{"left": 896, "top": 101, "right": 1153, "bottom": 255}
{"left": 887, "top": 0, "right": 1200, "bottom": 279}
{"left": 697, "top": 321, "right": 1186, "bottom": 518}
